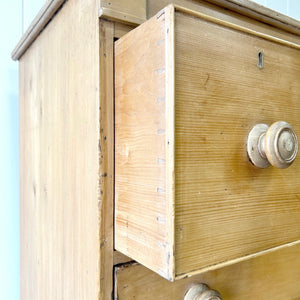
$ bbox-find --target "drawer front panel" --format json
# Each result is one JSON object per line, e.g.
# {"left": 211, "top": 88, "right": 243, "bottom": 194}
{"left": 174, "top": 9, "right": 300, "bottom": 276}
{"left": 115, "top": 5, "right": 300, "bottom": 280}
{"left": 115, "top": 243, "right": 300, "bottom": 299}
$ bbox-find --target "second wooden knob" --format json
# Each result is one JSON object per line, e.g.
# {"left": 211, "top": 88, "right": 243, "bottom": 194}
{"left": 184, "top": 283, "right": 222, "bottom": 300}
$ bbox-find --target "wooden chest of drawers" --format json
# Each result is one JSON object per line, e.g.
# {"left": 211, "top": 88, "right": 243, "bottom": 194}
{"left": 115, "top": 4, "right": 300, "bottom": 281}
{"left": 13, "top": 0, "right": 300, "bottom": 299}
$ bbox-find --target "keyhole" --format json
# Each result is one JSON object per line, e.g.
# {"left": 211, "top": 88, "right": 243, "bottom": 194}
{"left": 258, "top": 51, "right": 264, "bottom": 69}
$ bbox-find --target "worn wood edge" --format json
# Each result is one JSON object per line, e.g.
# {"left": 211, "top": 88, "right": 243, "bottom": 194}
{"left": 11, "top": 0, "right": 66, "bottom": 60}
{"left": 114, "top": 261, "right": 139, "bottom": 275}
{"left": 99, "top": 6, "right": 146, "bottom": 26}
{"left": 113, "top": 251, "right": 133, "bottom": 265}
{"left": 174, "top": 5, "right": 300, "bottom": 50}
{"left": 175, "top": 239, "right": 300, "bottom": 280}
{"left": 114, "top": 261, "right": 138, "bottom": 299}
{"left": 164, "top": 4, "right": 176, "bottom": 282}
{"left": 99, "top": 19, "right": 115, "bottom": 300}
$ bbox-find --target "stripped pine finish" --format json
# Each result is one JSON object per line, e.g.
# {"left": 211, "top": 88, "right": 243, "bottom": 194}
{"left": 19, "top": 0, "right": 101, "bottom": 298}
{"left": 115, "top": 243, "right": 300, "bottom": 299}
{"left": 99, "top": 19, "right": 115, "bottom": 300}
{"left": 115, "top": 5, "right": 300, "bottom": 281}
{"left": 115, "top": 9, "right": 175, "bottom": 280}
{"left": 147, "top": 0, "right": 300, "bottom": 38}
{"left": 99, "top": 0, "right": 147, "bottom": 25}
{"left": 14, "top": 0, "right": 300, "bottom": 298}
{"left": 12, "top": 0, "right": 300, "bottom": 61}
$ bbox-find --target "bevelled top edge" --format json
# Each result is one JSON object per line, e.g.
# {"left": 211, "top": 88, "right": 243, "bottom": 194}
{"left": 11, "top": 0, "right": 66, "bottom": 61}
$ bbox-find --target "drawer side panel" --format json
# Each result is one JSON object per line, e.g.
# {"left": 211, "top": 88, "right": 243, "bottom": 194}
{"left": 115, "top": 7, "right": 175, "bottom": 280}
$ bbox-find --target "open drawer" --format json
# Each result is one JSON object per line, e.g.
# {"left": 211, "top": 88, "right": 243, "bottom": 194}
{"left": 114, "top": 4, "right": 300, "bottom": 281}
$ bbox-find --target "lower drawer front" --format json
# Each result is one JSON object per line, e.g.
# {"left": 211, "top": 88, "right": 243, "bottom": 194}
{"left": 115, "top": 243, "right": 300, "bottom": 299}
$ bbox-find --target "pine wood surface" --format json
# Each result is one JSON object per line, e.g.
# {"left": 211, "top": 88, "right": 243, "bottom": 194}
{"left": 16, "top": 0, "right": 300, "bottom": 297}
{"left": 174, "top": 9, "right": 300, "bottom": 277}
{"left": 99, "top": 19, "right": 115, "bottom": 300}
{"left": 113, "top": 251, "right": 133, "bottom": 265}
{"left": 99, "top": 0, "right": 147, "bottom": 25}
{"left": 147, "top": 0, "right": 300, "bottom": 46}
{"left": 114, "top": 10, "right": 175, "bottom": 280}
{"left": 13, "top": 0, "right": 300, "bottom": 61}
{"left": 19, "top": 0, "right": 101, "bottom": 298}
{"left": 115, "top": 5, "right": 300, "bottom": 280}
{"left": 115, "top": 243, "right": 300, "bottom": 299}
{"left": 12, "top": 0, "right": 66, "bottom": 60}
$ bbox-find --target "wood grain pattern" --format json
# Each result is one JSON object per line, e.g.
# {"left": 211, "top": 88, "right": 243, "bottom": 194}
{"left": 113, "top": 251, "right": 132, "bottom": 265}
{"left": 19, "top": 0, "right": 101, "bottom": 298}
{"left": 115, "top": 5, "right": 300, "bottom": 280}
{"left": 16, "top": 0, "right": 300, "bottom": 297}
{"left": 176, "top": 5, "right": 300, "bottom": 50}
{"left": 115, "top": 243, "right": 300, "bottom": 299}
{"left": 147, "top": 0, "right": 300, "bottom": 46}
{"left": 115, "top": 8, "right": 175, "bottom": 280}
{"left": 99, "top": 19, "right": 115, "bottom": 300}
{"left": 13, "top": 0, "right": 300, "bottom": 61}
{"left": 174, "top": 9, "right": 300, "bottom": 277}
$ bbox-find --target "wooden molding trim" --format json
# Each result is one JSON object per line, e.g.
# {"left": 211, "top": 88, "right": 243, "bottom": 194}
{"left": 99, "top": 0, "right": 147, "bottom": 25}
{"left": 11, "top": 0, "right": 66, "bottom": 61}
{"left": 99, "top": 6, "right": 146, "bottom": 25}
{"left": 176, "top": 4, "right": 300, "bottom": 50}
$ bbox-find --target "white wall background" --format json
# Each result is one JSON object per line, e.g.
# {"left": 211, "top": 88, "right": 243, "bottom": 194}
{"left": 0, "top": 2, "right": 21, "bottom": 300}
{"left": 0, "top": 1, "right": 299, "bottom": 299}
{"left": 23, "top": 0, "right": 46, "bottom": 32}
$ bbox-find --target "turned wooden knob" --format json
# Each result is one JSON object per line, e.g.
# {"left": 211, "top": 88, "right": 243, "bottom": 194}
{"left": 184, "top": 284, "right": 222, "bottom": 300}
{"left": 247, "top": 121, "right": 298, "bottom": 168}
